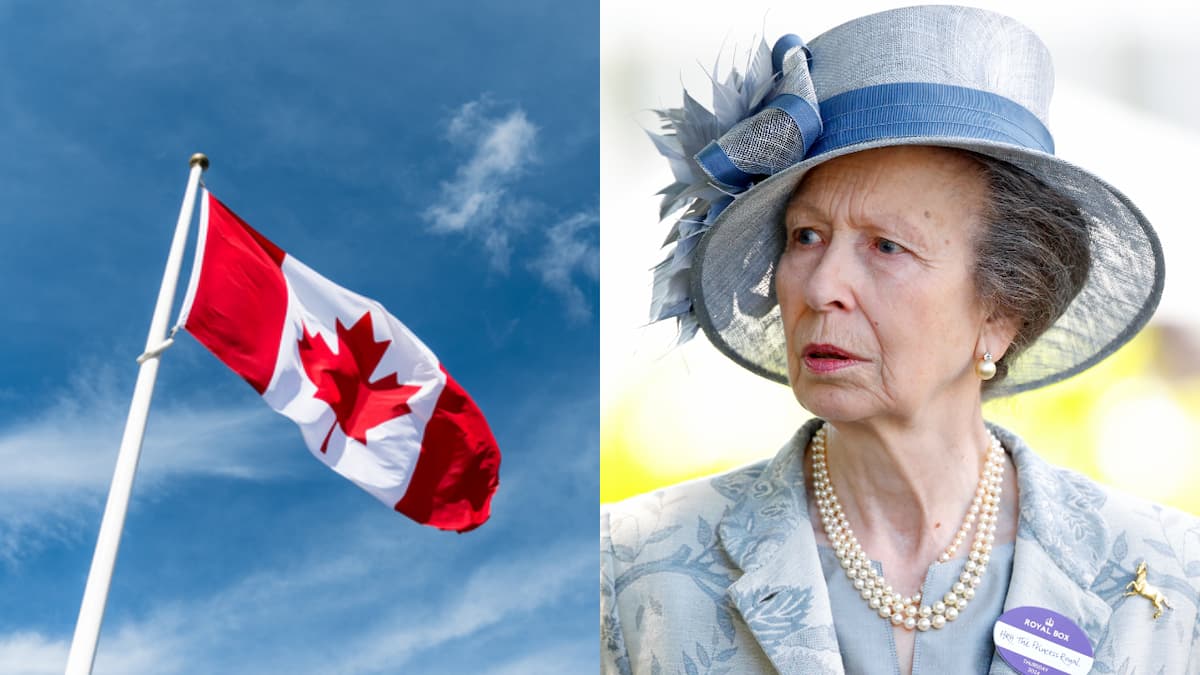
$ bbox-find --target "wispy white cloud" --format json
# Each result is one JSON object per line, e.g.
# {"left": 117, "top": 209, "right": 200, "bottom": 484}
{"left": 0, "top": 527, "right": 594, "bottom": 675}
{"left": 423, "top": 98, "right": 539, "bottom": 272}
{"left": 0, "top": 633, "right": 64, "bottom": 675}
{"left": 482, "top": 640, "right": 594, "bottom": 675}
{"left": 0, "top": 367, "right": 289, "bottom": 565}
{"left": 528, "top": 211, "right": 600, "bottom": 322}
{"left": 0, "top": 623, "right": 183, "bottom": 675}
{"left": 332, "top": 540, "right": 592, "bottom": 674}
{"left": 1, "top": 377, "right": 596, "bottom": 674}
{"left": 423, "top": 97, "right": 598, "bottom": 321}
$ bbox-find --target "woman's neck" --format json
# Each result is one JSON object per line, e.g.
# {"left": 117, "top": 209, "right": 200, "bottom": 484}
{"left": 819, "top": 408, "right": 995, "bottom": 562}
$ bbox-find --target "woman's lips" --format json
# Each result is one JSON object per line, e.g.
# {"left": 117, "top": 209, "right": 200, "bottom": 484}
{"left": 801, "top": 343, "right": 865, "bottom": 373}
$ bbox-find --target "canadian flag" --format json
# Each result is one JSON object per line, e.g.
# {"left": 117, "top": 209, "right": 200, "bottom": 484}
{"left": 178, "top": 191, "right": 500, "bottom": 532}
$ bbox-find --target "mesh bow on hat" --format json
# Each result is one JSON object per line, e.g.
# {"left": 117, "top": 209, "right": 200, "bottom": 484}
{"left": 647, "top": 5, "right": 1163, "bottom": 397}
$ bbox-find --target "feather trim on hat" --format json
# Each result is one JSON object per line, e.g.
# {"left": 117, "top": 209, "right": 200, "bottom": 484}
{"left": 646, "top": 37, "right": 819, "bottom": 344}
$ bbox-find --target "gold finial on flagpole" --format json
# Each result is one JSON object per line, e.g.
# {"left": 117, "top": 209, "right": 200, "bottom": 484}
{"left": 189, "top": 153, "right": 210, "bottom": 171}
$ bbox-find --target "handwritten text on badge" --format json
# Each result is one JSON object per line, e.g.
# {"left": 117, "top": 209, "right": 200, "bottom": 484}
{"left": 993, "top": 606, "right": 1094, "bottom": 675}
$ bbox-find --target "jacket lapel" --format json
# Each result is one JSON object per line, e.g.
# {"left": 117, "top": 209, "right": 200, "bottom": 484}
{"left": 987, "top": 425, "right": 1113, "bottom": 673}
{"left": 718, "top": 420, "right": 846, "bottom": 675}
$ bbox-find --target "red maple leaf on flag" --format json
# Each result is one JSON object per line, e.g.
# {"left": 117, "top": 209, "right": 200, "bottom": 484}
{"left": 297, "top": 312, "right": 423, "bottom": 453}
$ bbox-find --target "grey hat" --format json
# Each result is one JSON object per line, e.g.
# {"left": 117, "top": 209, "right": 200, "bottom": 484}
{"left": 647, "top": 4, "right": 1163, "bottom": 397}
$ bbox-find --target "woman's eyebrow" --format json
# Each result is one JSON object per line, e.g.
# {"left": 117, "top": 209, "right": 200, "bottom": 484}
{"left": 866, "top": 212, "right": 926, "bottom": 241}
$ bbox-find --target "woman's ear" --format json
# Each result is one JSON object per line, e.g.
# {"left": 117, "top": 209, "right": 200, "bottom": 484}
{"left": 979, "top": 312, "right": 1020, "bottom": 361}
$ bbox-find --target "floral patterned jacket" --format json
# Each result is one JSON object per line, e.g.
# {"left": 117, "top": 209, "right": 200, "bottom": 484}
{"left": 601, "top": 419, "right": 1200, "bottom": 674}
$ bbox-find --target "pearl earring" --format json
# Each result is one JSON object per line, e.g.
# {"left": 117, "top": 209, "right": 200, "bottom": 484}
{"left": 976, "top": 352, "right": 996, "bottom": 380}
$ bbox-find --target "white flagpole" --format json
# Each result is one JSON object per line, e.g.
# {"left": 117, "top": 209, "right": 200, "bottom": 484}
{"left": 64, "top": 153, "right": 209, "bottom": 675}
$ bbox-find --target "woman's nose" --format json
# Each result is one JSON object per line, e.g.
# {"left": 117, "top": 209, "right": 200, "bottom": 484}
{"left": 803, "top": 242, "right": 857, "bottom": 312}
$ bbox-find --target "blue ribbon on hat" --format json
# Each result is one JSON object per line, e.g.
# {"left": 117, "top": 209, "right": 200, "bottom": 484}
{"left": 771, "top": 33, "right": 809, "bottom": 73}
{"left": 696, "top": 35, "right": 823, "bottom": 191}
{"left": 692, "top": 34, "right": 1055, "bottom": 197}
{"left": 811, "top": 82, "right": 1055, "bottom": 155}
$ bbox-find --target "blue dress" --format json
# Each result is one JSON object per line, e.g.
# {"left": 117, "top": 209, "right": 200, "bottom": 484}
{"left": 816, "top": 542, "right": 1015, "bottom": 673}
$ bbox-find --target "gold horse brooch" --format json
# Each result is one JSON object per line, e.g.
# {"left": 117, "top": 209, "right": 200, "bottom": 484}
{"left": 1124, "top": 561, "right": 1172, "bottom": 619}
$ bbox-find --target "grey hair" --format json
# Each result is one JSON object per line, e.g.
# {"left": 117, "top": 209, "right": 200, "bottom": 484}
{"left": 966, "top": 152, "right": 1092, "bottom": 395}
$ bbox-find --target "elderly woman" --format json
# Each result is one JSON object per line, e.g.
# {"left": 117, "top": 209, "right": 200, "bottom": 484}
{"left": 601, "top": 6, "right": 1199, "bottom": 675}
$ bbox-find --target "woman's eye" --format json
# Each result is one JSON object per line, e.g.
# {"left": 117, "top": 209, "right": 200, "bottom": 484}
{"left": 792, "top": 227, "right": 821, "bottom": 246}
{"left": 876, "top": 238, "right": 905, "bottom": 255}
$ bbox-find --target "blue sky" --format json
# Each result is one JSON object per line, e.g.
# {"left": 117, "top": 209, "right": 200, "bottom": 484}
{"left": 0, "top": 2, "right": 597, "bottom": 673}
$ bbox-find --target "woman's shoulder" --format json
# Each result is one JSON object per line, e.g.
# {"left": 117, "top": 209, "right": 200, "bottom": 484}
{"left": 1026, "top": 446, "right": 1198, "bottom": 529}
{"left": 998, "top": 423, "right": 1200, "bottom": 586}
{"left": 1070, "top": 467, "right": 1200, "bottom": 583}
{"left": 601, "top": 457, "right": 774, "bottom": 556}
{"left": 601, "top": 460, "right": 777, "bottom": 675}
{"left": 1091, "top": 474, "right": 1200, "bottom": 540}
{"left": 602, "top": 421, "right": 820, "bottom": 554}
{"left": 600, "top": 440, "right": 820, "bottom": 675}
{"left": 1054, "top": 461, "right": 1199, "bottom": 576}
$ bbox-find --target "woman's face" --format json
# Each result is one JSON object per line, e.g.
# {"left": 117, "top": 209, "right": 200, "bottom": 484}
{"left": 776, "top": 145, "right": 1003, "bottom": 423}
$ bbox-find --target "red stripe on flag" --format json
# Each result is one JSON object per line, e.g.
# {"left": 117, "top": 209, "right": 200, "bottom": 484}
{"left": 185, "top": 195, "right": 289, "bottom": 394}
{"left": 395, "top": 367, "right": 501, "bottom": 533}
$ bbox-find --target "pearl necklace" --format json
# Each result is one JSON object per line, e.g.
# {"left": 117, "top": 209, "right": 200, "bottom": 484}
{"left": 810, "top": 423, "right": 1005, "bottom": 632}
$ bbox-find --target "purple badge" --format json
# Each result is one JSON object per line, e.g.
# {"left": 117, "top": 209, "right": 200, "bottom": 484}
{"left": 992, "top": 606, "right": 1094, "bottom": 675}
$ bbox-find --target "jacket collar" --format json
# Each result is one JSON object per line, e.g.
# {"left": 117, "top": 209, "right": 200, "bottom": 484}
{"left": 718, "top": 419, "right": 844, "bottom": 674}
{"left": 986, "top": 424, "right": 1113, "bottom": 672}
{"left": 716, "top": 419, "right": 1112, "bottom": 675}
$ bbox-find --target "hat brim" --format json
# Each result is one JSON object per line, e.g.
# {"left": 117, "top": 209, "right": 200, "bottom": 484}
{"left": 691, "top": 136, "right": 1165, "bottom": 397}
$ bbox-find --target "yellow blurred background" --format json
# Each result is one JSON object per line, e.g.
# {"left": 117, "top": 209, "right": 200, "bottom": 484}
{"left": 601, "top": 1, "right": 1200, "bottom": 513}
